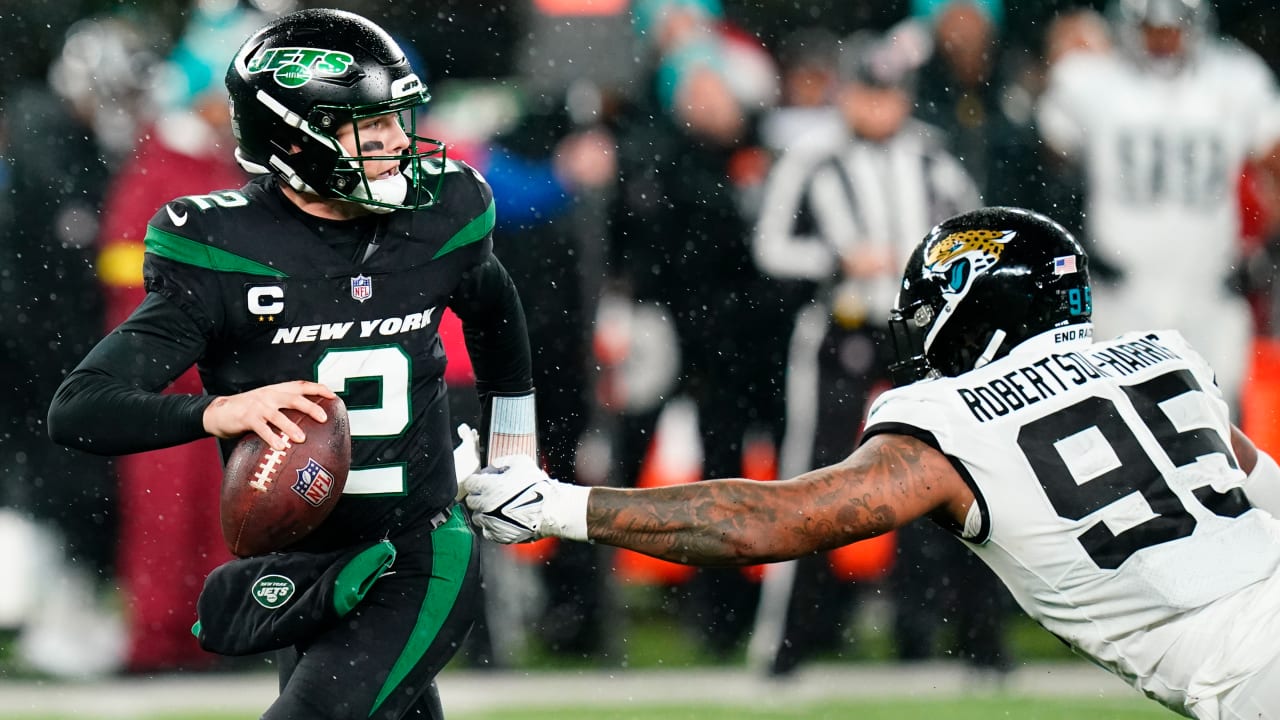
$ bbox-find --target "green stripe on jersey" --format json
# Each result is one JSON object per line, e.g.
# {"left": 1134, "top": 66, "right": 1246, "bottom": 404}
{"left": 370, "top": 506, "right": 474, "bottom": 715}
{"left": 145, "top": 225, "right": 288, "bottom": 277}
{"left": 431, "top": 198, "right": 495, "bottom": 260}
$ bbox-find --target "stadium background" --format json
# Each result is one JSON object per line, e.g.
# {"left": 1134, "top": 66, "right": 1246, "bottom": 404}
{"left": 2, "top": 0, "right": 1280, "bottom": 717}
{"left": 7, "top": 1, "right": 1280, "bottom": 102}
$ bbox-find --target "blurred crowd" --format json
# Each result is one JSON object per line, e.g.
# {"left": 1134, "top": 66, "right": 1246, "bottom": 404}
{"left": 4, "top": 0, "right": 1280, "bottom": 682}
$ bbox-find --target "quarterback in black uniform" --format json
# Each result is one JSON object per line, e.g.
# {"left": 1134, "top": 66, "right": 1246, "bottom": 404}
{"left": 48, "top": 10, "right": 531, "bottom": 720}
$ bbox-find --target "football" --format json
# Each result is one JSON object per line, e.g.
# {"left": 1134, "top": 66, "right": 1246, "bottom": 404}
{"left": 220, "top": 395, "right": 351, "bottom": 557}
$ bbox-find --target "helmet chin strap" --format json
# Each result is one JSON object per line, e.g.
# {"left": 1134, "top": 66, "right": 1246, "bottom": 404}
{"left": 349, "top": 172, "right": 408, "bottom": 214}
{"left": 237, "top": 148, "right": 327, "bottom": 196}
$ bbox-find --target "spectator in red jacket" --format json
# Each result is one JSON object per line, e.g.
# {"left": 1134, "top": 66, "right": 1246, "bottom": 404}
{"left": 95, "top": 1, "right": 277, "bottom": 673}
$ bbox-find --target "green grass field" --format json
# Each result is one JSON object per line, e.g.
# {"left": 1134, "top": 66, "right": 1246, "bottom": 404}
{"left": 454, "top": 698, "right": 1179, "bottom": 720}
{"left": 1, "top": 696, "right": 1178, "bottom": 720}
{"left": 0, "top": 585, "right": 1177, "bottom": 720}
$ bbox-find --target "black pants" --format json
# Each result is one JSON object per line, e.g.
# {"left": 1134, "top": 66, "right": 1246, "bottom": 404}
{"left": 266, "top": 508, "right": 480, "bottom": 720}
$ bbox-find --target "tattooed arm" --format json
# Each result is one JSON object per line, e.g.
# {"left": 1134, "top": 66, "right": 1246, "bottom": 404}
{"left": 461, "top": 434, "right": 972, "bottom": 562}
{"left": 586, "top": 433, "right": 972, "bottom": 565}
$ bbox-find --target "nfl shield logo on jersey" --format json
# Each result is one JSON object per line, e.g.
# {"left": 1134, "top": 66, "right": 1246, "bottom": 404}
{"left": 293, "top": 458, "right": 336, "bottom": 507}
{"left": 351, "top": 275, "right": 373, "bottom": 303}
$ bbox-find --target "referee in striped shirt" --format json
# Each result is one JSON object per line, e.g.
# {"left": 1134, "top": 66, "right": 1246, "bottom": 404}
{"left": 748, "top": 27, "right": 983, "bottom": 676}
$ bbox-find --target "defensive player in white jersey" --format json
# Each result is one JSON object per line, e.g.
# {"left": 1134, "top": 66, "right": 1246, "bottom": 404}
{"left": 1036, "top": 0, "right": 1280, "bottom": 409}
{"left": 461, "top": 207, "right": 1280, "bottom": 720}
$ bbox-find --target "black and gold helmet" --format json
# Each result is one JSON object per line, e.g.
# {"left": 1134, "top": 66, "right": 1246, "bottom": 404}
{"left": 888, "top": 207, "right": 1093, "bottom": 385}
{"left": 225, "top": 8, "right": 443, "bottom": 211}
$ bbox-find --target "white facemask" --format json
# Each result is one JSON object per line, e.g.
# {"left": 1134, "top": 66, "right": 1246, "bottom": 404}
{"left": 349, "top": 171, "right": 408, "bottom": 214}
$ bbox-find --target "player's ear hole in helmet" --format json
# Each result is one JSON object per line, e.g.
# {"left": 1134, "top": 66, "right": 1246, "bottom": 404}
{"left": 224, "top": 8, "right": 445, "bottom": 213}
{"left": 887, "top": 207, "right": 1093, "bottom": 386}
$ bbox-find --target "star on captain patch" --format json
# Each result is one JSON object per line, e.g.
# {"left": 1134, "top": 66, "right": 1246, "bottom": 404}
{"left": 351, "top": 274, "right": 373, "bottom": 303}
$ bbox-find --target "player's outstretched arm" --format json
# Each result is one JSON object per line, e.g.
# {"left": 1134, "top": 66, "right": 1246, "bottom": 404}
{"left": 588, "top": 433, "right": 966, "bottom": 564}
{"left": 463, "top": 434, "right": 969, "bottom": 566}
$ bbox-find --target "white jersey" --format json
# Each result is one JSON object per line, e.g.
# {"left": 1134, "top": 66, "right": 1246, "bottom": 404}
{"left": 865, "top": 327, "right": 1280, "bottom": 718}
{"left": 1037, "top": 42, "right": 1280, "bottom": 298}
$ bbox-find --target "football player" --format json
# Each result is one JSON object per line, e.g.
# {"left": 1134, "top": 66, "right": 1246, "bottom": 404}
{"left": 47, "top": 9, "right": 534, "bottom": 720}
{"left": 1036, "top": 0, "right": 1280, "bottom": 411}
{"left": 464, "top": 207, "right": 1280, "bottom": 719}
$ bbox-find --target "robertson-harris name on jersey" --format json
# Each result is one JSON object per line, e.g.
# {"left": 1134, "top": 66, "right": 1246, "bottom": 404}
{"left": 270, "top": 307, "right": 437, "bottom": 345}
{"left": 958, "top": 335, "right": 1180, "bottom": 423}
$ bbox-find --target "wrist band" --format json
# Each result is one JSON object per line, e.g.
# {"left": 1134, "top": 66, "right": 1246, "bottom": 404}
{"left": 486, "top": 391, "right": 537, "bottom": 463}
{"left": 543, "top": 483, "right": 591, "bottom": 542}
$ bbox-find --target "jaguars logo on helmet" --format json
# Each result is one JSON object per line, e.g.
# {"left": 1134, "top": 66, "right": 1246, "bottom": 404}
{"left": 888, "top": 208, "right": 1091, "bottom": 385}
{"left": 925, "top": 229, "right": 1014, "bottom": 296}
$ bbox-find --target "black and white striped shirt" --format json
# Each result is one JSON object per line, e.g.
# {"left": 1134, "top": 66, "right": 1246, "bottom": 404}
{"left": 754, "top": 119, "right": 980, "bottom": 323}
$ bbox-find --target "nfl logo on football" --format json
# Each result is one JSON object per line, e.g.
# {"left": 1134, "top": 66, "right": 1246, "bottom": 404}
{"left": 351, "top": 274, "right": 373, "bottom": 303}
{"left": 293, "top": 458, "right": 335, "bottom": 507}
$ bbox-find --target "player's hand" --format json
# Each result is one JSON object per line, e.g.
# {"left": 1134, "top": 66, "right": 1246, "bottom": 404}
{"left": 202, "top": 380, "right": 337, "bottom": 451}
{"left": 459, "top": 455, "right": 557, "bottom": 543}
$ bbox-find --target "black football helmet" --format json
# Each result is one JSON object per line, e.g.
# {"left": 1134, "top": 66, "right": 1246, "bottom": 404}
{"left": 225, "top": 9, "right": 443, "bottom": 212}
{"left": 887, "top": 207, "right": 1092, "bottom": 385}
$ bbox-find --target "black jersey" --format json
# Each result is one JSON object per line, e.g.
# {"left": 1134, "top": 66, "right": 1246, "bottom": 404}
{"left": 129, "top": 161, "right": 515, "bottom": 549}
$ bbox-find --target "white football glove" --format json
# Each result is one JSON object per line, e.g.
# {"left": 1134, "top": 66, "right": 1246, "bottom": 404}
{"left": 459, "top": 454, "right": 589, "bottom": 543}
{"left": 453, "top": 424, "right": 481, "bottom": 500}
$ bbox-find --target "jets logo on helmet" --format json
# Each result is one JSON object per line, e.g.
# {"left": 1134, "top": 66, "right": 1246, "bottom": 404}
{"left": 247, "top": 47, "right": 355, "bottom": 88}
{"left": 225, "top": 9, "right": 446, "bottom": 212}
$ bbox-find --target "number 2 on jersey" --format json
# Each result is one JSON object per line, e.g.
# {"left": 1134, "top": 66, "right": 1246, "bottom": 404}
{"left": 316, "top": 346, "right": 411, "bottom": 495}
{"left": 1017, "top": 368, "right": 1251, "bottom": 569}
